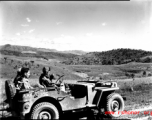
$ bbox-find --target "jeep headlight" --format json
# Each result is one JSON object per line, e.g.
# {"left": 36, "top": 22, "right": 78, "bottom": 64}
{"left": 24, "top": 102, "right": 30, "bottom": 110}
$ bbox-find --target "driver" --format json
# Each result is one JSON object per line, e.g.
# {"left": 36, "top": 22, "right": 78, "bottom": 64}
{"left": 39, "top": 67, "right": 56, "bottom": 87}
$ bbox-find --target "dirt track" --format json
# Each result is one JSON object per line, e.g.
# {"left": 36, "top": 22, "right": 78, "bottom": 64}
{"left": 1, "top": 102, "right": 152, "bottom": 120}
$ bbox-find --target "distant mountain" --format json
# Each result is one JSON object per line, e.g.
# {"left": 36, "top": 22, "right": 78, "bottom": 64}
{"left": 61, "top": 50, "right": 86, "bottom": 55}
{"left": 0, "top": 44, "right": 57, "bottom": 52}
{"left": 0, "top": 44, "right": 86, "bottom": 55}
{"left": 0, "top": 44, "right": 79, "bottom": 60}
{"left": 62, "top": 48, "right": 152, "bottom": 65}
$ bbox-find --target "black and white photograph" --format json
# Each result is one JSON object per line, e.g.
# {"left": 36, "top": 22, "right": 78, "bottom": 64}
{"left": 0, "top": 0, "right": 152, "bottom": 119}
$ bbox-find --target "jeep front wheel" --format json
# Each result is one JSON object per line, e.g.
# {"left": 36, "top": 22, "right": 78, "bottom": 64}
{"left": 30, "top": 102, "right": 59, "bottom": 119}
{"left": 105, "top": 93, "right": 124, "bottom": 118}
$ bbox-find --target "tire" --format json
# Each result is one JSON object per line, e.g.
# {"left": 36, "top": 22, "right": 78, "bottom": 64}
{"left": 30, "top": 102, "right": 60, "bottom": 119}
{"left": 5, "top": 80, "right": 16, "bottom": 102}
{"left": 105, "top": 93, "right": 124, "bottom": 118}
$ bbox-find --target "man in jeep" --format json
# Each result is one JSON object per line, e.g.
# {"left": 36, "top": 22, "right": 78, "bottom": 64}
{"left": 14, "top": 67, "right": 33, "bottom": 90}
{"left": 39, "top": 67, "right": 56, "bottom": 87}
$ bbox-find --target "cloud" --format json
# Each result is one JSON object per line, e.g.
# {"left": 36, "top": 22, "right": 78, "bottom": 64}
{"left": 26, "top": 18, "right": 31, "bottom": 22}
{"left": 150, "top": 17, "right": 152, "bottom": 33}
{"left": 29, "top": 29, "right": 35, "bottom": 33}
{"left": 21, "top": 24, "right": 29, "bottom": 27}
{"left": 16, "top": 33, "right": 20, "bottom": 36}
{"left": 86, "top": 33, "right": 93, "bottom": 37}
{"left": 53, "top": 34, "right": 76, "bottom": 44}
{"left": 101, "top": 22, "right": 107, "bottom": 26}
{"left": 56, "top": 22, "right": 63, "bottom": 25}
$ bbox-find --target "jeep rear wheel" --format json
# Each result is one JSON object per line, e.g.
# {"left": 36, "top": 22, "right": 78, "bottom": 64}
{"left": 30, "top": 102, "right": 59, "bottom": 119}
{"left": 105, "top": 93, "right": 124, "bottom": 118}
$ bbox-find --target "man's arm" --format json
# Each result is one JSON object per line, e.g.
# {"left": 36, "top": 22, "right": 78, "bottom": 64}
{"left": 40, "top": 76, "right": 52, "bottom": 85}
{"left": 49, "top": 74, "right": 57, "bottom": 82}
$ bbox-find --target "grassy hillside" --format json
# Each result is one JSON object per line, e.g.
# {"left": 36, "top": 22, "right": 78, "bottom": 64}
{"left": 0, "top": 44, "right": 152, "bottom": 80}
{"left": 1, "top": 54, "right": 152, "bottom": 81}
{"left": 62, "top": 48, "right": 152, "bottom": 65}
{"left": 1, "top": 45, "right": 152, "bottom": 65}
{"left": 0, "top": 54, "right": 84, "bottom": 81}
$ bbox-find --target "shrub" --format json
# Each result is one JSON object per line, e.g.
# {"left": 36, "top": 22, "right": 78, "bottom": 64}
{"left": 148, "top": 73, "right": 152, "bottom": 76}
{"left": 143, "top": 71, "right": 146, "bottom": 76}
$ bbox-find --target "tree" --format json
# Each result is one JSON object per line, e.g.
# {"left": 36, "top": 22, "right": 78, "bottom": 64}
{"left": 131, "top": 73, "right": 135, "bottom": 79}
{"left": 143, "top": 57, "right": 152, "bottom": 63}
{"left": 4, "top": 57, "right": 7, "bottom": 62}
{"left": 11, "top": 60, "right": 14, "bottom": 64}
{"left": 143, "top": 71, "right": 146, "bottom": 76}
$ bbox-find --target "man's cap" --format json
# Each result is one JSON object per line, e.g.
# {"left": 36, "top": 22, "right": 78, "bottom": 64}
{"left": 20, "top": 67, "right": 30, "bottom": 75}
{"left": 43, "top": 67, "right": 51, "bottom": 73}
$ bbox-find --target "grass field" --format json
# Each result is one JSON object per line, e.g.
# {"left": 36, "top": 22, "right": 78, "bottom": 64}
{"left": 117, "top": 77, "right": 152, "bottom": 110}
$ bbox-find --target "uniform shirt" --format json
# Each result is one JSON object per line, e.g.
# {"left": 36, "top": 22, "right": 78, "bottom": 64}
{"left": 15, "top": 77, "right": 32, "bottom": 90}
{"left": 39, "top": 73, "right": 55, "bottom": 86}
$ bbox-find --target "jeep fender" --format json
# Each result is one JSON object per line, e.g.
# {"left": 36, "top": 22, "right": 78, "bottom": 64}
{"left": 92, "top": 87, "right": 119, "bottom": 107}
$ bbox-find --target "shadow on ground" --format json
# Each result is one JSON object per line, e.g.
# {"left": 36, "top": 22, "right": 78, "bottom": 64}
{"left": 0, "top": 104, "right": 131, "bottom": 120}
{"left": 0, "top": 111, "right": 132, "bottom": 120}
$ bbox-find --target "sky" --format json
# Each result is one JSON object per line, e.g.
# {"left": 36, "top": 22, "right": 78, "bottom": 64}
{"left": 0, "top": 0, "right": 152, "bottom": 52}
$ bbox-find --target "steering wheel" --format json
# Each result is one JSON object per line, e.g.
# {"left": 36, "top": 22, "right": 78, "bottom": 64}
{"left": 52, "top": 75, "right": 64, "bottom": 91}
{"left": 55, "top": 74, "right": 64, "bottom": 84}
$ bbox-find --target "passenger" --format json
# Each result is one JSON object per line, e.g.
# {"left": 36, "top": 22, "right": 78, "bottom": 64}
{"left": 15, "top": 67, "right": 33, "bottom": 90}
{"left": 39, "top": 67, "right": 56, "bottom": 87}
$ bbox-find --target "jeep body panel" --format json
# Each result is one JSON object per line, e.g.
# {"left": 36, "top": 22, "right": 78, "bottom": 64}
{"left": 56, "top": 82, "right": 119, "bottom": 110}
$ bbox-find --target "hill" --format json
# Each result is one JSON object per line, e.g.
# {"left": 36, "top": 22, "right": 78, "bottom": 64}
{"left": 0, "top": 44, "right": 86, "bottom": 55}
{"left": 0, "top": 44, "right": 57, "bottom": 52}
{"left": 0, "top": 44, "right": 79, "bottom": 61}
{"left": 1, "top": 45, "right": 152, "bottom": 65}
{"left": 61, "top": 50, "right": 86, "bottom": 55}
{"left": 62, "top": 48, "right": 152, "bottom": 65}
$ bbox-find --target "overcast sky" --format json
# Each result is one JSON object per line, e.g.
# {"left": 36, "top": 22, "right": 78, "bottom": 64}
{"left": 0, "top": 1, "right": 152, "bottom": 52}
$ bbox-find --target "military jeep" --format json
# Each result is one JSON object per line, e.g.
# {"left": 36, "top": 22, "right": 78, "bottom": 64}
{"left": 5, "top": 76, "right": 124, "bottom": 119}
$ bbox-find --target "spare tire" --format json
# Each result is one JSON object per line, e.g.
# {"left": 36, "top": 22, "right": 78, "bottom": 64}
{"left": 5, "top": 80, "right": 16, "bottom": 103}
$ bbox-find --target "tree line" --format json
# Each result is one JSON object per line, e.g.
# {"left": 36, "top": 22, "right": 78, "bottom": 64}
{"left": 62, "top": 48, "right": 152, "bottom": 65}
